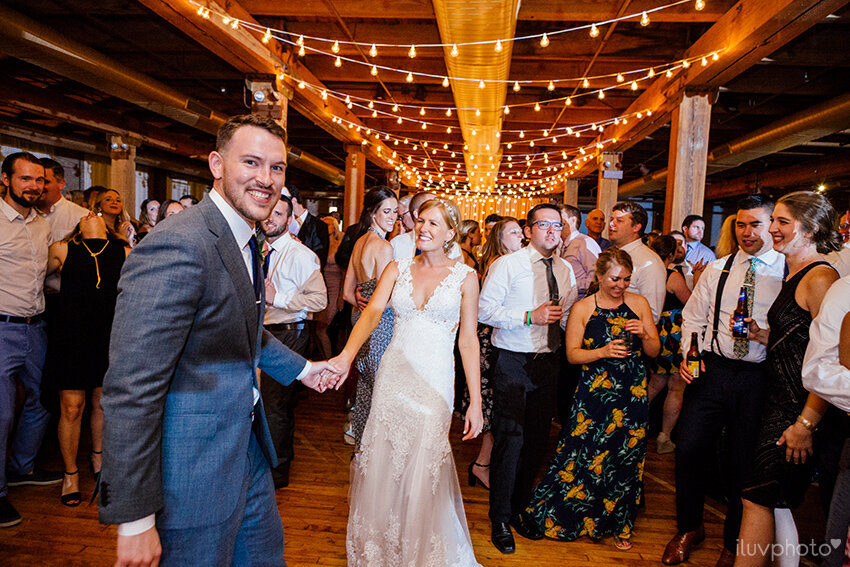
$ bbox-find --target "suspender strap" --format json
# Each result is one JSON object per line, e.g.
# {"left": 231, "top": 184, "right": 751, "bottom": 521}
{"left": 710, "top": 252, "right": 737, "bottom": 354}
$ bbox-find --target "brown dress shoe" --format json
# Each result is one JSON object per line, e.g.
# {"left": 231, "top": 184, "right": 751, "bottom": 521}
{"left": 714, "top": 548, "right": 735, "bottom": 567}
{"left": 662, "top": 526, "right": 706, "bottom": 565}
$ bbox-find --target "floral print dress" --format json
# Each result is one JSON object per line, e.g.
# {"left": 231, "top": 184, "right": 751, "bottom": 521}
{"left": 525, "top": 299, "right": 648, "bottom": 542}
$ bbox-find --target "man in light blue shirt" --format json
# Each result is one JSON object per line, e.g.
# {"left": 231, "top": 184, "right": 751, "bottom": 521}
{"left": 682, "top": 214, "right": 715, "bottom": 265}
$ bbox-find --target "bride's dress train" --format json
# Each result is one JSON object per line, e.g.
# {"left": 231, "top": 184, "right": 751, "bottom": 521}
{"left": 347, "top": 258, "right": 481, "bottom": 567}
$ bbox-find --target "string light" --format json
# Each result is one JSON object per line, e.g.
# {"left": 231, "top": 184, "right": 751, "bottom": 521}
{"left": 262, "top": 28, "right": 272, "bottom": 44}
{"left": 442, "top": 76, "right": 450, "bottom": 88}
{"left": 371, "top": 65, "right": 378, "bottom": 76}
{"left": 534, "top": 102, "right": 541, "bottom": 111}
{"left": 298, "top": 45, "right": 305, "bottom": 56}
{"left": 616, "top": 73, "right": 624, "bottom": 83}
{"left": 590, "top": 24, "right": 599, "bottom": 38}
{"left": 495, "top": 40, "right": 503, "bottom": 52}
{"left": 332, "top": 40, "right": 340, "bottom": 53}
{"left": 408, "top": 45, "right": 417, "bottom": 58}
{"left": 406, "top": 72, "right": 414, "bottom": 82}
{"left": 695, "top": 0, "right": 705, "bottom": 10}
{"left": 479, "top": 80, "right": 486, "bottom": 88}
{"left": 504, "top": 105, "right": 510, "bottom": 114}
{"left": 369, "top": 44, "right": 378, "bottom": 57}
{"left": 631, "top": 81, "right": 638, "bottom": 90}
{"left": 547, "top": 80, "right": 555, "bottom": 91}
{"left": 647, "top": 67, "right": 655, "bottom": 78}
{"left": 334, "top": 56, "right": 342, "bottom": 67}
{"left": 582, "top": 78, "right": 590, "bottom": 88}
{"left": 540, "top": 33, "right": 549, "bottom": 47}
{"left": 513, "top": 81, "right": 520, "bottom": 92}
{"left": 640, "top": 12, "right": 650, "bottom": 26}
{"left": 682, "top": 59, "right": 691, "bottom": 68}
{"left": 451, "top": 44, "right": 459, "bottom": 57}
{"left": 598, "top": 90, "right": 605, "bottom": 99}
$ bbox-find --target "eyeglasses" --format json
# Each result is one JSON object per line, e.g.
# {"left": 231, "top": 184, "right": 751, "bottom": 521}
{"left": 532, "top": 220, "right": 565, "bottom": 231}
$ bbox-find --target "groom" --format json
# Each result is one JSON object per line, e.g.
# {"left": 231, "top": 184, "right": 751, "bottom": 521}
{"left": 99, "top": 114, "right": 335, "bottom": 566}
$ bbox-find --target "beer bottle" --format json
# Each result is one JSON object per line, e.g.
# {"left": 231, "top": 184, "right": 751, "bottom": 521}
{"left": 686, "top": 332, "right": 701, "bottom": 379}
{"left": 732, "top": 286, "right": 749, "bottom": 339}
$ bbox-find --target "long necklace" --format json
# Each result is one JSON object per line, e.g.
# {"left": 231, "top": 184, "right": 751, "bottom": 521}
{"left": 80, "top": 239, "right": 110, "bottom": 289}
{"left": 367, "top": 226, "right": 385, "bottom": 239}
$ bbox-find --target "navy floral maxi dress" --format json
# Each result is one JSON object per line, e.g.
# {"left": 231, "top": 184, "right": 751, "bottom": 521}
{"left": 526, "top": 299, "right": 648, "bottom": 541}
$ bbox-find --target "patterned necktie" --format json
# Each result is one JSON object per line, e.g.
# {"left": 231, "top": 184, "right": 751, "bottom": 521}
{"left": 541, "top": 257, "right": 560, "bottom": 351}
{"left": 733, "top": 258, "right": 758, "bottom": 358}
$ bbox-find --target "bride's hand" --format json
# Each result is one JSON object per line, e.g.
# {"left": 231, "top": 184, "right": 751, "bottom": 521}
{"left": 462, "top": 406, "right": 484, "bottom": 441}
{"left": 325, "top": 351, "right": 354, "bottom": 389}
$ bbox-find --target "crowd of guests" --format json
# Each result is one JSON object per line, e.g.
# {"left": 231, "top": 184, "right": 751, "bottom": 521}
{"left": 4, "top": 144, "right": 850, "bottom": 567}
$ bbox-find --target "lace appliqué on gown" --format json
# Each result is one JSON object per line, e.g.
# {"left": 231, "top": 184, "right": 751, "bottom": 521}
{"left": 347, "top": 258, "right": 481, "bottom": 567}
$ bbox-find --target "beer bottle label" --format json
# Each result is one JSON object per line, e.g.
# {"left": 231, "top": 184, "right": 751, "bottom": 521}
{"left": 732, "top": 315, "right": 748, "bottom": 338}
{"left": 688, "top": 360, "right": 700, "bottom": 379}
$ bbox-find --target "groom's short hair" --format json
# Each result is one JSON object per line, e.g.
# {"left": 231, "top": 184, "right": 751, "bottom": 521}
{"left": 216, "top": 114, "right": 287, "bottom": 152}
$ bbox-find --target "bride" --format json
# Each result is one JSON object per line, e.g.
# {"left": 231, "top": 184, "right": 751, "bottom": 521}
{"left": 329, "top": 197, "right": 484, "bottom": 566}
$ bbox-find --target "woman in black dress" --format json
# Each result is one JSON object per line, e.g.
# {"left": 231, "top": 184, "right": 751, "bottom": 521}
{"left": 45, "top": 213, "right": 129, "bottom": 505}
{"left": 735, "top": 191, "right": 842, "bottom": 567}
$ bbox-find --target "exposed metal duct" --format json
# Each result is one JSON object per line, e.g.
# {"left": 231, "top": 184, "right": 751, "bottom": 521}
{"left": 620, "top": 91, "right": 850, "bottom": 197}
{"left": 0, "top": 4, "right": 345, "bottom": 185}
{"left": 432, "top": 0, "right": 520, "bottom": 193}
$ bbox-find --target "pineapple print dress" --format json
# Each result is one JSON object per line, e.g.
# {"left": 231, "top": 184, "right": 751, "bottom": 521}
{"left": 525, "top": 297, "right": 648, "bottom": 542}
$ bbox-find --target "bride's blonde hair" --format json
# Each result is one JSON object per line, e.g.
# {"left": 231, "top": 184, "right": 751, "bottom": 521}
{"left": 417, "top": 198, "right": 461, "bottom": 251}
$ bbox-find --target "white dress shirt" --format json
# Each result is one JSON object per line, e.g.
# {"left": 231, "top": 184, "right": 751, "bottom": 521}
{"left": 263, "top": 233, "right": 327, "bottom": 324}
{"left": 686, "top": 240, "right": 716, "bottom": 265}
{"left": 620, "top": 238, "right": 667, "bottom": 323}
{"left": 802, "top": 275, "right": 850, "bottom": 411}
{"left": 681, "top": 249, "right": 785, "bottom": 364}
{"left": 561, "top": 230, "right": 601, "bottom": 298}
{"left": 824, "top": 244, "right": 850, "bottom": 278}
{"left": 479, "top": 245, "right": 577, "bottom": 353}
{"left": 390, "top": 230, "right": 461, "bottom": 260}
{"left": 41, "top": 196, "right": 89, "bottom": 242}
{"left": 117, "top": 189, "right": 311, "bottom": 538}
{"left": 0, "top": 198, "right": 51, "bottom": 317}
{"left": 289, "top": 208, "right": 307, "bottom": 237}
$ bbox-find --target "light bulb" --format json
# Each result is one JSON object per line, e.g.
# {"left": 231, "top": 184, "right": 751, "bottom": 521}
{"left": 695, "top": 0, "right": 705, "bottom": 10}
{"left": 446, "top": 108, "right": 452, "bottom": 117}
{"left": 297, "top": 35, "right": 304, "bottom": 46}
{"left": 421, "top": 123, "right": 427, "bottom": 130}
{"left": 475, "top": 108, "right": 480, "bottom": 116}
{"left": 565, "top": 97, "right": 572, "bottom": 106}
{"left": 298, "top": 80, "right": 306, "bottom": 89}
{"left": 631, "top": 81, "right": 638, "bottom": 90}
{"left": 298, "top": 45, "right": 305, "bottom": 57}
{"left": 420, "top": 107, "right": 426, "bottom": 115}
{"left": 640, "top": 12, "right": 650, "bottom": 26}
{"left": 548, "top": 80, "right": 555, "bottom": 91}
{"left": 478, "top": 80, "right": 485, "bottom": 88}
{"left": 534, "top": 102, "right": 541, "bottom": 111}
{"left": 408, "top": 45, "right": 417, "bottom": 58}
{"left": 406, "top": 72, "right": 413, "bottom": 83}
{"left": 598, "top": 90, "right": 605, "bottom": 99}
{"left": 682, "top": 59, "right": 691, "bottom": 68}
{"left": 504, "top": 105, "right": 510, "bottom": 114}
{"left": 648, "top": 67, "right": 655, "bottom": 78}
{"left": 369, "top": 44, "right": 378, "bottom": 58}
{"left": 344, "top": 95, "right": 351, "bottom": 104}
{"left": 540, "top": 33, "right": 549, "bottom": 47}
{"left": 701, "top": 56, "right": 708, "bottom": 66}
{"left": 371, "top": 110, "right": 377, "bottom": 118}
{"left": 543, "top": 130, "right": 548, "bottom": 136}
{"left": 334, "top": 56, "right": 342, "bottom": 67}
{"left": 321, "top": 90, "right": 327, "bottom": 100}
{"left": 712, "top": 51, "right": 719, "bottom": 61}
{"left": 442, "top": 76, "right": 449, "bottom": 88}
{"left": 582, "top": 78, "right": 590, "bottom": 88}
{"left": 513, "top": 81, "right": 520, "bottom": 92}
{"left": 519, "top": 131, "right": 525, "bottom": 138}
{"left": 616, "top": 73, "right": 624, "bottom": 83}
{"left": 262, "top": 29, "right": 272, "bottom": 44}
{"left": 495, "top": 40, "right": 503, "bottom": 52}
{"left": 370, "top": 65, "right": 378, "bottom": 76}
{"left": 368, "top": 100, "right": 374, "bottom": 108}
{"left": 666, "top": 69, "right": 673, "bottom": 78}
{"left": 392, "top": 104, "right": 399, "bottom": 112}
{"left": 450, "top": 44, "right": 458, "bottom": 57}
{"left": 397, "top": 116, "right": 403, "bottom": 124}
{"left": 332, "top": 40, "right": 340, "bottom": 53}
{"left": 590, "top": 24, "right": 600, "bottom": 38}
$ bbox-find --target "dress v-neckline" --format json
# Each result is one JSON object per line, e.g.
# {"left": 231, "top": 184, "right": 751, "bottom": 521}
{"left": 408, "top": 260, "right": 455, "bottom": 312}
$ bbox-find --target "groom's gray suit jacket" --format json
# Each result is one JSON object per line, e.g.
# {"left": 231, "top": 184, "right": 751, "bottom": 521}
{"left": 99, "top": 197, "right": 306, "bottom": 529}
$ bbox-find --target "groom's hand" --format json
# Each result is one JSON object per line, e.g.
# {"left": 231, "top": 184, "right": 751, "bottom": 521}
{"left": 302, "top": 360, "right": 340, "bottom": 392}
{"left": 115, "top": 528, "right": 161, "bottom": 567}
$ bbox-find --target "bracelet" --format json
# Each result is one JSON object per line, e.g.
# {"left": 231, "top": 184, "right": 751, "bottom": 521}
{"left": 525, "top": 311, "right": 532, "bottom": 326}
{"left": 796, "top": 415, "right": 816, "bottom": 432}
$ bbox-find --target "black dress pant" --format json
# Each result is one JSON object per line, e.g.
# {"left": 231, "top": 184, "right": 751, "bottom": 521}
{"left": 260, "top": 324, "right": 310, "bottom": 483}
{"left": 675, "top": 352, "right": 767, "bottom": 552}
{"left": 489, "top": 348, "right": 559, "bottom": 524}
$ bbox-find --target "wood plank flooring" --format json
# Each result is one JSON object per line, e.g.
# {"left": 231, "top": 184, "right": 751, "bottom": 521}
{"left": 2, "top": 389, "right": 735, "bottom": 566}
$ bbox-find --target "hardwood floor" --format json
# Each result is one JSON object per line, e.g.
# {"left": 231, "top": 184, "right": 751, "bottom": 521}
{"left": 2, "top": 389, "right": 735, "bottom": 566}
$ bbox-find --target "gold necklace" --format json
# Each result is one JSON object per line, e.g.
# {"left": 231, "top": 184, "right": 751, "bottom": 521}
{"left": 80, "top": 239, "right": 110, "bottom": 289}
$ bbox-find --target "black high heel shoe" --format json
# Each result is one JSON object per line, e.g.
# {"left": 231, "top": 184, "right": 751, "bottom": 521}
{"left": 89, "top": 451, "right": 102, "bottom": 505}
{"left": 61, "top": 470, "right": 81, "bottom": 507}
{"left": 467, "top": 462, "right": 490, "bottom": 490}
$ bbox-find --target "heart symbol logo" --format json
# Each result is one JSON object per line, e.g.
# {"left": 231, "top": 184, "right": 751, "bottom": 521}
{"left": 831, "top": 539, "right": 842, "bottom": 549}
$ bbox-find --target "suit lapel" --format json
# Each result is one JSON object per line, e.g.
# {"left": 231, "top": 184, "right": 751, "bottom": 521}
{"left": 200, "top": 199, "right": 260, "bottom": 358}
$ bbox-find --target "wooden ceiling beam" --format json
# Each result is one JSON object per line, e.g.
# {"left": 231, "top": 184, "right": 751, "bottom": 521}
{"left": 241, "top": 0, "right": 734, "bottom": 22}
{"left": 568, "top": 0, "right": 850, "bottom": 180}
{"left": 136, "top": 0, "right": 416, "bottom": 184}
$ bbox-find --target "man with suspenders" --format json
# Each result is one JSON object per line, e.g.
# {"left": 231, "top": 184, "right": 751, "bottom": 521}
{"left": 662, "top": 195, "right": 785, "bottom": 567}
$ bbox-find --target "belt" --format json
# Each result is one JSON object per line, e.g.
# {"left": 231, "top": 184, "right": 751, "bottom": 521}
{"left": 265, "top": 321, "right": 307, "bottom": 331}
{"left": 523, "top": 350, "right": 558, "bottom": 360}
{"left": 0, "top": 313, "right": 44, "bottom": 325}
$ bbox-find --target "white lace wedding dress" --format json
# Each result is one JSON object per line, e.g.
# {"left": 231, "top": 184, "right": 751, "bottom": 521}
{"left": 347, "top": 258, "right": 482, "bottom": 567}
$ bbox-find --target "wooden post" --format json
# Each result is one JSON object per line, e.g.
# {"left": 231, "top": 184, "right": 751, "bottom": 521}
{"left": 563, "top": 178, "right": 579, "bottom": 207}
{"left": 597, "top": 152, "right": 622, "bottom": 238}
{"left": 664, "top": 92, "right": 712, "bottom": 232}
{"left": 344, "top": 145, "right": 366, "bottom": 229}
{"left": 108, "top": 135, "right": 137, "bottom": 212}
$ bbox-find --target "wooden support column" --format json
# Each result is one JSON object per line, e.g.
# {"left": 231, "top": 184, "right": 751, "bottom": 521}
{"left": 664, "top": 92, "right": 712, "bottom": 231}
{"left": 563, "top": 178, "right": 579, "bottom": 207}
{"left": 344, "top": 145, "right": 366, "bottom": 228}
{"left": 108, "top": 135, "right": 137, "bottom": 209}
{"left": 597, "top": 152, "right": 622, "bottom": 238}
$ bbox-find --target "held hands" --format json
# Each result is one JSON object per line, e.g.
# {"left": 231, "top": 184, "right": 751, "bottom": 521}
{"left": 777, "top": 422, "right": 814, "bottom": 464}
{"left": 530, "top": 302, "right": 563, "bottom": 325}
{"left": 678, "top": 358, "right": 705, "bottom": 385}
{"left": 115, "top": 528, "right": 161, "bottom": 567}
{"left": 319, "top": 351, "right": 356, "bottom": 391}
{"left": 302, "top": 360, "right": 344, "bottom": 393}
